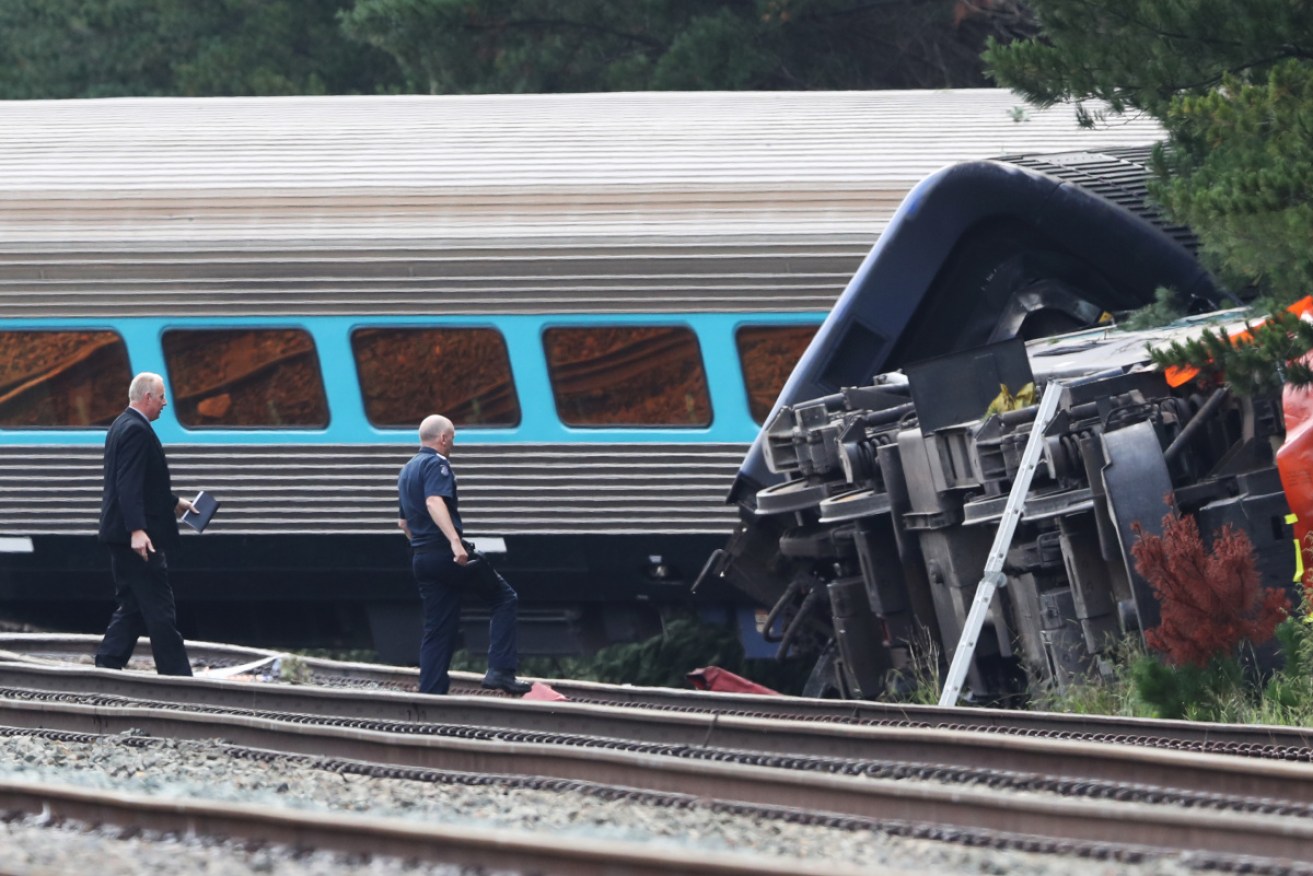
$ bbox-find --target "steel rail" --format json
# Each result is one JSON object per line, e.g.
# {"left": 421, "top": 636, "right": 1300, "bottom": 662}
{"left": 2, "top": 661, "right": 1312, "bottom": 808}
{"left": 2, "top": 633, "right": 1310, "bottom": 751}
{"left": 0, "top": 775, "right": 886, "bottom": 876}
{"left": 0, "top": 697, "right": 1309, "bottom": 866}
{"left": 0, "top": 635, "right": 404, "bottom": 686}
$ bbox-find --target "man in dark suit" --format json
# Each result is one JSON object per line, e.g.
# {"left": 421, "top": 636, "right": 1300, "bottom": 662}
{"left": 95, "top": 372, "right": 195, "bottom": 676}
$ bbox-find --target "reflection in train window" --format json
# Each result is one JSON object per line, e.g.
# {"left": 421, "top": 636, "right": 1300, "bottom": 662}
{"left": 736, "top": 324, "right": 818, "bottom": 423}
{"left": 351, "top": 328, "right": 520, "bottom": 427}
{"left": 0, "top": 330, "right": 132, "bottom": 427}
{"left": 544, "top": 326, "right": 711, "bottom": 427}
{"left": 163, "top": 328, "right": 328, "bottom": 427}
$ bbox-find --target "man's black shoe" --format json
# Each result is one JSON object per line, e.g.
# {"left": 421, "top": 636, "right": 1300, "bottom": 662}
{"left": 482, "top": 669, "right": 532, "bottom": 695}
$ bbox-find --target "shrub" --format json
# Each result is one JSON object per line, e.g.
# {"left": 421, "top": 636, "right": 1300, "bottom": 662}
{"left": 1128, "top": 652, "right": 1246, "bottom": 721}
{"left": 1132, "top": 509, "right": 1290, "bottom": 668}
{"left": 1126, "top": 507, "right": 1292, "bottom": 720}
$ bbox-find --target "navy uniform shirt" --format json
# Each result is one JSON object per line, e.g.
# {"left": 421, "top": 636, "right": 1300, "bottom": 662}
{"left": 397, "top": 447, "right": 460, "bottom": 548}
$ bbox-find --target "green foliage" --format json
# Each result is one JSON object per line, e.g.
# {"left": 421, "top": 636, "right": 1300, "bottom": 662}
{"left": 1046, "top": 677, "right": 1140, "bottom": 716}
{"left": 0, "top": 0, "right": 402, "bottom": 98}
{"left": 1148, "top": 309, "right": 1313, "bottom": 396}
{"left": 585, "top": 614, "right": 745, "bottom": 688}
{"left": 0, "top": 0, "right": 1043, "bottom": 98}
{"left": 340, "top": 0, "right": 1036, "bottom": 94}
{"left": 1154, "top": 60, "right": 1313, "bottom": 300}
{"left": 277, "top": 654, "right": 314, "bottom": 684}
{"left": 1128, "top": 652, "right": 1249, "bottom": 720}
{"left": 985, "top": 0, "right": 1313, "bottom": 303}
{"left": 294, "top": 647, "right": 380, "bottom": 664}
{"left": 1122, "top": 286, "right": 1187, "bottom": 330}
{"left": 1030, "top": 638, "right": 1149, "bottom": 716}
{"left": 1258, "top": 615, "right": 1313, "bottom": 724}
{"left": 885, "top": 632, "right": 944, "bottom": 705}
{"left": 1030, "top": 616, "right": 1313, "bottom": 726}
{"left": 1032, "top": 647, "right": 1258, "bottom": 724}
{"left": 985, "top": 0, "right": 1310, "bottom": 118}
{"left": 454, "top": 613, "right": 813, "bottom": 693}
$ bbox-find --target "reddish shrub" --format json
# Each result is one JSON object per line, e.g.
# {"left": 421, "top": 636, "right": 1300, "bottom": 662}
{"left": 1132, "top": 510, "right": 1290, "bottom": 668}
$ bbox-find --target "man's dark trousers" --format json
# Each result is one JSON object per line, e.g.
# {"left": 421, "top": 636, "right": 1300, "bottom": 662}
{"left": 96, "top": 545, "right": 192, "bottom": 676}
{"left": 412, "top": 549, "right": 518, "bottom": 695}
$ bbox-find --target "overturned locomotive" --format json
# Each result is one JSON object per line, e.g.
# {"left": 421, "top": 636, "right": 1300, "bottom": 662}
{"left": 716, "top": 323, "right": 1293, "bottom": 701}
{"left": 697, "top": 149, "right": 1298, "bottom": 702}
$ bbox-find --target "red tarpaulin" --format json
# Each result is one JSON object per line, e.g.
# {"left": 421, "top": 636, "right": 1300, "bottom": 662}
{"left": 685, "top": 666, "right": 781, "bottom": 695}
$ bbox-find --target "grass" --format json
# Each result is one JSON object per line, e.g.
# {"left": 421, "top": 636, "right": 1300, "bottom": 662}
{"left": 1028, "top": 617, "right": 1313, "bottom": 726}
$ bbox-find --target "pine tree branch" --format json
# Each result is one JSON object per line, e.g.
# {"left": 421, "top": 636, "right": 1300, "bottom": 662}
{"left": 1067, "top": 0, "right": 1255, "bottom": 53}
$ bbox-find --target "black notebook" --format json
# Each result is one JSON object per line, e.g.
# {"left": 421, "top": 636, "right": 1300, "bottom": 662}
{"left": 181, "top": 490, "right": 220, "bottom": 533}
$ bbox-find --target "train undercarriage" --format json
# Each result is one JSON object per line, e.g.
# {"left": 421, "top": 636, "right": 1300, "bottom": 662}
{"left": 702, "top": 323, "right": 1296, "bottom": 702}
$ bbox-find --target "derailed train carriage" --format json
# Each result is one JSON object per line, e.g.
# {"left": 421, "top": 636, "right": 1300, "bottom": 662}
{"left": 0, "top": 91, "right": 1163, "bottom": 658}
{"left": 698, "top": 151, "right": 1302, "bottom": 701}
{"left": 709, "top": 322, "right": 1296, "bottom": 700}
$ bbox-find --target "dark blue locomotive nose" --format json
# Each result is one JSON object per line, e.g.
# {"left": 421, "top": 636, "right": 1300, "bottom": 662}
{"left": 728, "top": 152, "right": 1225, "bottom": 512}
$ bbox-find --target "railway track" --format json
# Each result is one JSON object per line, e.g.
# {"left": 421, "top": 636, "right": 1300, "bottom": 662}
{"left": 4, "top": 659, "right": 1313, "bottom": 806}
{"left": 0, "top": 635, "right": 1312, "bottom": 871}
{"left": 4, "top": 633, "right": 1310, "bottom": 751}
{"left": 0, "top": 770, "right": 889, "bottom": 876}
{"left": 2, "top": 704, "right": 1305, "bottom": 873}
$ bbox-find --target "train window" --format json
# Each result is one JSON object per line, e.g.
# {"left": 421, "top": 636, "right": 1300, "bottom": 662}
{"left": 0, "top": 330, "right": 132, "bottom": 427}
{"left": 544, "top": 326, "right": 711, "bottom": 427}
{"left": 162, "top": 328, "right": 328, "bottom": 427}
{"left": 736, "top": 324, "right": 818, "bottom": 423}
{"left": 351, "top": 327, "right": 520, "bottom": 427}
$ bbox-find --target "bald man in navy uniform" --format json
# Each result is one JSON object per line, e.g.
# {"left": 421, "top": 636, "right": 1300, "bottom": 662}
{"left": 95, "top": 371, "right": 195, "bottom": 676}
{"left": 398, "top": 414, "right": 531, "bottom": 695}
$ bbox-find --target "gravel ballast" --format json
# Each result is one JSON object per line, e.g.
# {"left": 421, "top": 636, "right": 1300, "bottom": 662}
{"left": 0, "top": 730, "right": 1211, "bottom": 875}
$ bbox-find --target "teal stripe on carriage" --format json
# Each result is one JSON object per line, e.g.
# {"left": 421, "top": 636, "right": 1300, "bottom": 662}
{"left": 0, "top": 313, "right": 824, "bottom": 445}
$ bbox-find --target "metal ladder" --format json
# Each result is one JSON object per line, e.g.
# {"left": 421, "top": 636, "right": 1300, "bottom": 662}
{"left": 938, "top": 382, "right": 1063, "bottom": 707}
